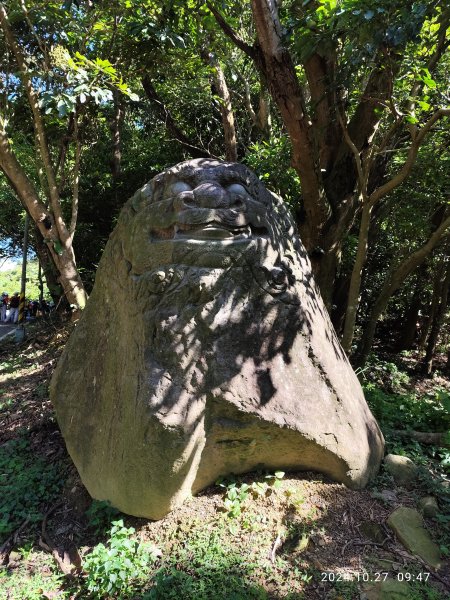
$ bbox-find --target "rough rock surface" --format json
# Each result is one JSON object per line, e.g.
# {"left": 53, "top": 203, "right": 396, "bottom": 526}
{"left": 387, "top": 507, "right": 441, "bottom": 569}
{"left": 418, "top": 496, "right": 439, "bottom": 518}
{"left": 50, "top": 159, "right": 384, "bottom": 519}
{"left": 384, "top": 454, "right": 418, "bottom": 487}
{"left": 361, "top": 579, "right": 412, "bottom": 600}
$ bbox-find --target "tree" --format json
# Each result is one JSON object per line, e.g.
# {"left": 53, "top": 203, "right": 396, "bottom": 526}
{"left": 0, "top": 1, "right": 138, "bottom": 308}
{"left": 341, "top": 108, "right": 450, "bottom": 353}
{"left": 357, "top": 210, "right": 450, "bottom": 365}
{"left": 423, "top": 253, "right": 450, "bottom": 374}
{"left": 0, "top": 2, "right": 89, "bottom": 308}
{"left": 208, "top": 0, "right": 450, "bottom": 309}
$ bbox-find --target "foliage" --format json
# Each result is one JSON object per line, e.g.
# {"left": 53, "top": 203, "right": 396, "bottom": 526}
{"left": 0, "top": 436, "right": 65, "bottom": 542}
{"left": 0, "top": 0, "right": 448, "bottom": 351}
{"left": 0, "top": 259, "right": 51, "bottom": 300}
{"left": 144, "top": 526, "right": 267, "bottom": 600}
{"left": 244, "top": 137, "right": 301, "bottom": 207}
{"left": 85, "top": 499, "right": 122, "bottom": 536}
{"left": 217, "top": 471, "right": 285, "bottom": 518}
{"left": 359, "top": 355, "right": 411, "bottom": 392}
{"left": 364, "top": 383, "right": 449, "bottom": 434}
{"left": 83, "top": 519, "right": 161, "bottom": 598}
{"left": 363, "top": 359, "right": 450, "bottom": 555}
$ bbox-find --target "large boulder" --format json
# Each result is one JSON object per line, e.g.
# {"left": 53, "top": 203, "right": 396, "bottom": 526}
{"left": 50, "top": 159, "right": 384, "bottom": 519}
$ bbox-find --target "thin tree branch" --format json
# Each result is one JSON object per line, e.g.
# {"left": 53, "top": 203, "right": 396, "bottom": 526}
{"left": 368, "top": 109, "right": 450, "bottom": 207}
{"left": 234, "top": 67, "right": 257, "bottom": 126}
{"left": 205, "top": 2, "right": 257, "bottom": 60}
{"left": 69, "top": 111, "right": 81, "bottom": 241}
{"left": 337, "top": 111, "right": 366, "bottom": 199}
{"left": 19, "top": 0, "right": 49, "bottom": 71}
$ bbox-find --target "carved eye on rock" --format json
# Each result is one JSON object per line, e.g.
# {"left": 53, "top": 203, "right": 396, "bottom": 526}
{"left": 227, "top": 183, "right": 247, "bottom": 197}
{"left": 170, "top": 181, "right": 192, "bottom": 195}
{"left": 265, "top": 263, "right": 295, "bottom": 293}
{"left": 249, "top": 260, "right": 298, "bottom": 303}
{"left": 227, "top": 183, "right": 248, "bottom": 210}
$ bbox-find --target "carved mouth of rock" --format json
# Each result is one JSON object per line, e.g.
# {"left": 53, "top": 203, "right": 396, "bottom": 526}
{"left": 174, "top": 221, "right": 254, "bottom": 241}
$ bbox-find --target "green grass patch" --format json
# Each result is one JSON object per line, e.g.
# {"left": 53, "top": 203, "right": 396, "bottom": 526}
{"left": 0, "top": 554, "right": 65, "bottom": 600}
{"left": 144, "top": 526, "right": 267, "bottom": 600}
{"left": 0, "top": 436, "right": 66, "bottom": 542}
{"left": 364, "top": 384, "right": 449, "bottom": 433}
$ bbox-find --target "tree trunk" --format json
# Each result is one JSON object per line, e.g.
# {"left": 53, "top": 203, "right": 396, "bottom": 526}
{"left": 206, "top": 53, "right": 238, "bottom": 162}
{"left": 314, "top": 247, "right": 341, "bottom": 308}
{"left": 357, "top": 212, "right": 450, "bottom": 365}
{"left": 419, "top": 260, "right": 444, "bottom": 350}
{"left": 331, "top": 272, "right": 351, "bottom": 334}
{"left": 33, "top": 225, "right": 66, "bottom": 306}
{"left": 0, "top": 125, "right": 87, "bottom": 309}
{"left": 257, "top": 84, "right": 271, "bottom": 139}
{"left": 423, "top": 257, "right": 450, "bottom": 374}
{"left": 445, "top": 349, "right": 450, "bottom": 375}
{"left": 250, "top": 0, "right": 328, "bottom": 251}
{"left": 342, "top": 202, "right": 372, "bottom": 353}
{"left": 110, "top": 89, "right": 125, "bottom": 179}
{"left": 394, "top": 266, "right": 426, "bottom": 351}
{"left": 0, "top": 3, "right": 87, "bottom": 310}
{"left": 391, "top": 429, "right": 450, "bottom": 448}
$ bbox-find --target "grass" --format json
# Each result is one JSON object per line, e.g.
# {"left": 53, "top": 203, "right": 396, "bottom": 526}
{"left": 0, "top": 435, "right": 66, "bottom": 541}
{"left": 144, "top": 525, "right": 268, "bottom": 600}
{"left": 0, "top": 552, "right": 65, "bottom": 600}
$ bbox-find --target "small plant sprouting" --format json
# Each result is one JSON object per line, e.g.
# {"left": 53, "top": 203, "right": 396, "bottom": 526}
{"left": 83, "top": 519, "right": 161, "bottom": 598}
{"left": 217, "top": 472, "right": 285, "bottom": 518}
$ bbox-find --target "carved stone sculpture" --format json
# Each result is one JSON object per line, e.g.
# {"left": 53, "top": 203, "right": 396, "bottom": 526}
{"left": 50, "top": 159, "right": 384, "bottom": 519}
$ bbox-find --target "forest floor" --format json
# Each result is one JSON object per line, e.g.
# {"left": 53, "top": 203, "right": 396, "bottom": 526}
{"left": 0, "top": 319, "right": 449, "bottom": 599}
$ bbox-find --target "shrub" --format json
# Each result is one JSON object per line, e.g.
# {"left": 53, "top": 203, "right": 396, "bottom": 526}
{"left": 83, "top": 520, "right": 160, "bottom": 598}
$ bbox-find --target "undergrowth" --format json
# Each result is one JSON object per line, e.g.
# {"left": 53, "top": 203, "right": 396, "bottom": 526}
{"left": 0, "top": 435, "right": 66, "bottom": 542}
{"left": 362, "top": 357, "right": 450, "bottom": 559}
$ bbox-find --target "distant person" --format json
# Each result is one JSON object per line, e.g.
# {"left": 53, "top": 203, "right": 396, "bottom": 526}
{"left": 1, "top": 293, "right": 8, "bottom": 322}
{"left": 9, "top": 292, "right": 20, "bottom": 323}
{"left": 40, "top": 299, "right": 49, "bottom": 315}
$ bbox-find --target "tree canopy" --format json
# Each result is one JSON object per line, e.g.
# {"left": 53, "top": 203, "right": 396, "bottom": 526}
{"left": 0, "top": 0, "right": 449, "bottom": 366}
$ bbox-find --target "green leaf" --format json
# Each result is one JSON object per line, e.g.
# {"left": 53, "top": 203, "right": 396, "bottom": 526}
{"left": 422, "top": 77, "right": 436, "bottom": 89}
{"left": 417, "top": 101, "right": 430, "bottom": 111}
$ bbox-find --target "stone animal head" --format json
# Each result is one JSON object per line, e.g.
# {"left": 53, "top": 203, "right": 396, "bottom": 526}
{"left": 50, "top": 159, "right": 384, "bottom": 521}
{"left": 120, "top": 159, "right": 301, "bottom": 279}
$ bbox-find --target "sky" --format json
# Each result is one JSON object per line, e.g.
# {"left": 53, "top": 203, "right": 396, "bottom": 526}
{"left": 0, "top": 257, "right": 19, "bottom": 272}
